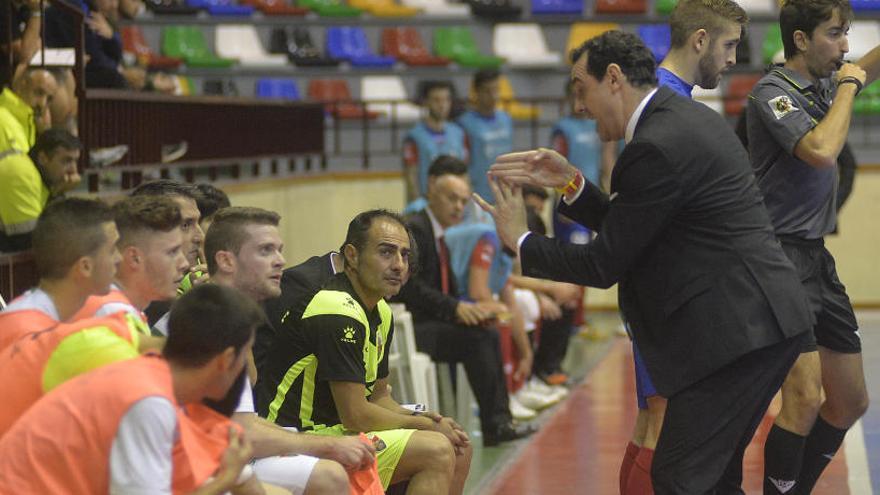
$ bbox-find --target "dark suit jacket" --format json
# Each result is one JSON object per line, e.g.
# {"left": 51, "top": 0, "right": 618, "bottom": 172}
{"left": 392, "top": 210, "right": 460, "bottom": 324}
{"left": 521, "top": 86, "right": 813, "bottom": 396}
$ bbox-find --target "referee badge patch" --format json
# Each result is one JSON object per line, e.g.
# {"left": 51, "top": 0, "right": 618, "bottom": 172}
{"left": 768, "top": 95, "right": 799, "bottom": 119}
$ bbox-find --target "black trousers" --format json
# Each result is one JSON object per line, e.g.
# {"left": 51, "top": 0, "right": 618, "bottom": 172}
{"left": 533, "top": 308, "right": 575, "bottom": 377}
{"left": 652, "top": 332, "right": 807, "bottom": 495}
{"left": 413, "top": 320, "right": 511, "bottom": 433}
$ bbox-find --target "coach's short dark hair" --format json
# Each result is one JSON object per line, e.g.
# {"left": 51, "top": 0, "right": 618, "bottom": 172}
{"left": 32, "top": 197, "right": 114, "bottom": 280}
{"left": 427, "top": 155, "right": 468, "bottom": 178}
{"left": 780, "top": 0, "right": 853, "bottom": 59}
{"left": 131, "top": 179, "right": 200, "bottom": 201}
{"left": 570, "top": 31, "right": 658, "bottom": 89}
{"left": 164, "top": 284, "right": 265, "bottom": 367}
{"left": 113, "top": 195, "right": 182, "bottom": 249}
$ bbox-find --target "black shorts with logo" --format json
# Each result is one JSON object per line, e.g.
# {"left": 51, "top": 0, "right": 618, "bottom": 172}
{"left": 779, "top": 236, "right": 860, "bottom": 354}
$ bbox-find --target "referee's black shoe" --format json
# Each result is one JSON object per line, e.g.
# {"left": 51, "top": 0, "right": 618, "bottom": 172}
{"left": 483, "top": 421, "right": 537, "bottom": 447}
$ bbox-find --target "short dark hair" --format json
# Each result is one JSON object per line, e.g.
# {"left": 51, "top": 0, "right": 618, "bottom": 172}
{"left": 427, "top": 155, "right": 468, "bottom": 178}
{"left": 32, "top": 197, "right": 114, "bottom": 280}
{"left": 669, "top": 0, "right": 749, "bottom": 48}
{"left": 113, "top": 195, "right": 182, "bottom": 249}
{"left": 339, "top": 209, "right": 417, "bottom": 271}
{"left": 473, "top": 69, "right": 501, "bottom": 90}
{"left": 195, "top": 183, "right": 231, "bottom": 220}
{"left": 164, "top": 284, "right": 265, "bottom": 368}
{"left": 28, "top": 128, "right": 81, "bottom": 164}
{"left": 205, "top": 207, "right": 281, "bottom": 275}
{"left": 780, "top": 0, "right": 853, "bottom": 59}
{"left": 420, "top": 80, "right": 454, "bottom": 102}
{"left": 130, "top": 179, "right": 200, "bottom": 201}
{"left": 570, "top": 30, "right": 658, "bottom": 89}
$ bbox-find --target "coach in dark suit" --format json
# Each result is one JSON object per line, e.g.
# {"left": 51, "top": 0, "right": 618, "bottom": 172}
{"left": 477, "top": 31, "right": 813, "bottom": 493}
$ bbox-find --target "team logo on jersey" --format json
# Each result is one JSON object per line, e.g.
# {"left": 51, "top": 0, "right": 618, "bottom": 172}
{"left": 340, "top": 326, "right": 357, "bottom": 344}
{"left": 768, "top": 95, "right": 799, "bottom": 120}
{"left": 343, "top": 297, "right": 358, "bottom": 310}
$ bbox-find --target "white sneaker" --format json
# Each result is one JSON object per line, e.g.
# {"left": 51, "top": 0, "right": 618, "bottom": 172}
{"left": 515, "top": 387, "right": 560, "bottom": 411}
{"left": 527, "top": 377, "right": 568, "bottom": 401}
{"left": 509, "top": 395, "right": 537, "bottom": 420}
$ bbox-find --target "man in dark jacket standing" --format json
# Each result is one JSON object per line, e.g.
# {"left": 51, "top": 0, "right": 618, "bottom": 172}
{"left": 477, "top": 30, "right": 813, "bottom": 493}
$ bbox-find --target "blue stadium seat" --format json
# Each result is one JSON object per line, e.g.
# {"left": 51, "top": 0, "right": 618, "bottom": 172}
{"left": 326, "top": 27, "right": 396, "bottom": 67}
{"left": 852, "top": 0, "right": 880, "bottom": 11}
{"left": 255, "top": 78, "right": 301, "bottom": 100}
{"left": 638, "top": 24, "right": 671, "bottom": 63}
{"left": 531, "top": 0, "right": 582, "bottom": 15}
{"left": 187, "top": 0, "right": 255, "bottom": 16}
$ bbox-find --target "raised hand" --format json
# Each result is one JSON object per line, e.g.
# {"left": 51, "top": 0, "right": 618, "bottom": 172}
{"left": 473, "top": 179, "right": 530, "bottom": 253}
{"left": 489, "top": 148, "right": 580, "bottom": 189}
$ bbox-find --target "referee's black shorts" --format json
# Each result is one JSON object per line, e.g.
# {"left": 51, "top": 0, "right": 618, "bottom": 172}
{"left": 779, "top": 236, "right": 860, "bottom": 354}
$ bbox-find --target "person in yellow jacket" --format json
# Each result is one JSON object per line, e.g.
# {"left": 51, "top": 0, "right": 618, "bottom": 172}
{"left": 0, "top": 66, "right": 56, "bottom": 152}
{"left": 0, "top": 128, "right": 81, "bottom": 252}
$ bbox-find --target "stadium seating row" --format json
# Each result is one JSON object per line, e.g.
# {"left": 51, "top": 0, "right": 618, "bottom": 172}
{"left": 142, "top": 0, "right": 806, "bottom": 18}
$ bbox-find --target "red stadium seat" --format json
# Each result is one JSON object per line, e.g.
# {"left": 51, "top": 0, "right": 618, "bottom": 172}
{"left": 307, "top": 79, "right": 381, "bottom": 120}
{"left": 382, "top": 28, "right": 450, "bottom": 66}
{"left": 240, "top": 0, "right": 309, "bottom": 15}
{"left": 121, "top": 26, "right": 183, "bottom": 70}
{"left": 724, "top": 74, "right": 762, "bottom": 116}
{"left": 594, "top": 0, "right": 646, "bottom": 14}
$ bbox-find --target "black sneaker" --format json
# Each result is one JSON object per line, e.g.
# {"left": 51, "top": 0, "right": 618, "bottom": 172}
{"left": 483, "top": 421, "right": 537, "bottom": 447}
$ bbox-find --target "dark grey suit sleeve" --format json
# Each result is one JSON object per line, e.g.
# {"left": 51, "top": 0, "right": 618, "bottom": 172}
{"left": 521, "top": 142, "right": 682, "bottom": 288}
{"left": 558, "top": 179, "right": 611, "bottom": 231}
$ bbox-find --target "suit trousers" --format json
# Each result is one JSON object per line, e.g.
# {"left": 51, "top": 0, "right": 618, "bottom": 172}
{"left": 413, "top": 320, "right": 512, "bottom": 433}
{"left": 652, "top": 332, "right": 806, "bottom": 494}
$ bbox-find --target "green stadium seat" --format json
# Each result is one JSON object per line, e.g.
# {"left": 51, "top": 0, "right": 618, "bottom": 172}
{"left": 434, "top": 27, "right": 504, "bottom": 68}
{"left": 299, "top": 0, "right": 362, "bottom": 16}
{"left": 655, "top": 0, "right": 676, "bottom": 14}
{"left": 162, "top": 26, "right": 236, "bottom": 68}
{"left": 763, "top": 24, "right": 784, "bottom": 65}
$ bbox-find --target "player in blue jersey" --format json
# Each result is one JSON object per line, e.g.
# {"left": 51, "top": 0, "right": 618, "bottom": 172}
{"left": 403, "top": 81, "right": 467, "bottom": 203}
{"left": 457, "top": 70, "right": 513, "bottom": 204}
{"left": 616, "top": 1, "right": 749, "bottom": 493}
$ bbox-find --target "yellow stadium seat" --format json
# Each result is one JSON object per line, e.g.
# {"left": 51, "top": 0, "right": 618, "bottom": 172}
{"left": 349, "top": 0, "right": 420, "bottom": 16}
{"left": 566, "top": 23, "right": 620, "bottom": 63}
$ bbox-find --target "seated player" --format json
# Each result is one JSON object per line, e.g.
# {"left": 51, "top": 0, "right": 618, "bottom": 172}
{"left": 258, "top": 209, "right": 472, "bottom": 494}
{"left": 206, "top": 206, "right": 377, "bottom": 495}
{"left": 0, "top": 197, "right": 118, "bottom": 351}
{"left": 0, "top": 284, "right": 264, "bottom": 494}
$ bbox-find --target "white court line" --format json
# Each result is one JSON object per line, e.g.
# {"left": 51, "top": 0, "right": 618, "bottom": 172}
{"left": 845, "top": 419, "right": 873, "bottom": 494}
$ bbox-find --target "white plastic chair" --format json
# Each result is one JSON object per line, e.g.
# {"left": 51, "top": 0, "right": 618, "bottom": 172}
{"left": 493, "top": 23, "right": 561, "bottom": 68}
{"left": 847, "top": 21, "right": 880, "bottom": 60}
{"left": 360, "top": 76, "right": 422, "bottom": 123}
{"left": 400, "top": 0, "right": 470, "bottom": 17}
{"left": 390, "top": 304, "right": 439, "bottom": 410}
{"left": 215, "top": 25, "right": 288, "bottom": 67}
{"left": 692, "top": 86, "right": 724, "bottom": 115}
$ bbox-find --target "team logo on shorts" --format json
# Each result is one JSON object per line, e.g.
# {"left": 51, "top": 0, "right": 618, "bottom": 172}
{"left": 340, "top": 326, "right": 357, "bottom": 344}
{"left": 768, "top": 95, "right": 799, "bottom": 119}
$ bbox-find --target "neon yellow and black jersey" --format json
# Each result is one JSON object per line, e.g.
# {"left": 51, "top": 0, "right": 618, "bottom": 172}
{"left": 256, "top": 273, "right": 394, "bottom": 430}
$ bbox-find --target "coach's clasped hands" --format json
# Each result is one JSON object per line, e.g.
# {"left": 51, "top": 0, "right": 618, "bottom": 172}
{"left": 474, "top": 148, "right": 581, "bottom": 253}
